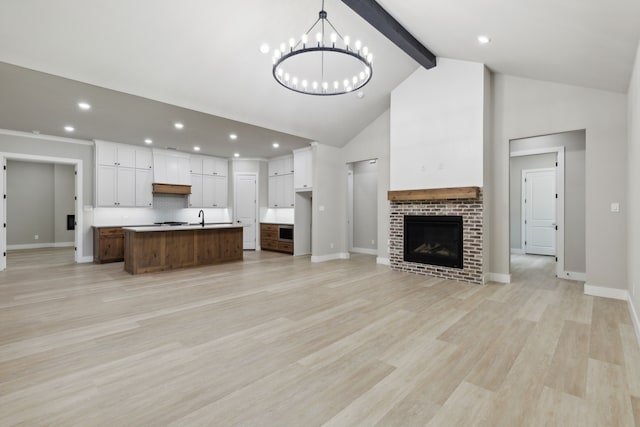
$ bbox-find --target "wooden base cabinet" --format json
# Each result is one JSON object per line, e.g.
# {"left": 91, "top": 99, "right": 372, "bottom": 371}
{"left": 93, "top": 227, "right": 125, "bottom": 263}
{"left": 124, "top": 227, "right": 243, "bottom": 274}
{"left": 260, "top": 223, "right": 294, "bottom": 254}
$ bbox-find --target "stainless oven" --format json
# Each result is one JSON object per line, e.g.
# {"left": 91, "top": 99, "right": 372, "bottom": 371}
{"left": 278, "top": 225, "right": 293, "bottom": 242}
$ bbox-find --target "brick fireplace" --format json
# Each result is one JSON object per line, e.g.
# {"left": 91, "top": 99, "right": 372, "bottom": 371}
{"left": 388, "top": 187, "right": 483, "bottom": 284}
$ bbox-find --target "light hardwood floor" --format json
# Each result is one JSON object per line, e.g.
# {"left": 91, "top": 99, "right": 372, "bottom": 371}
{"left": 0, "top": 250, "right": 638, "bottom": 426}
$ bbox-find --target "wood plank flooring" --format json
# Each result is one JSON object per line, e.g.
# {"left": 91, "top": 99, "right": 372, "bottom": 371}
{"left": 0, "top": 250, "right": 638, "bottom": 426}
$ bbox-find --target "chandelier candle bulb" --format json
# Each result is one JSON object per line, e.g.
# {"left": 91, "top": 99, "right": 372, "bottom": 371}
{"left": 355, "top": 40, "right": 362, "bottom": 50}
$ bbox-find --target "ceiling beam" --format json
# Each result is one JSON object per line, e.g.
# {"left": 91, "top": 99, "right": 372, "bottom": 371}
{"left": 341, "top": 0, "right": 436, "bottom": 69}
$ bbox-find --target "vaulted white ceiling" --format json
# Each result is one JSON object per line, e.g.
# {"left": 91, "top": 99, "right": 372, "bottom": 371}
{"left": 0, "top": 0, "right": 639, "bottom": 155}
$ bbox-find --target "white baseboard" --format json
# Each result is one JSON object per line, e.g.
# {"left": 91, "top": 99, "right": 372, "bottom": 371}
{"left": 510, "top": 248, "right": 525, "bottom": 255}
{"left": 484, "top": 272, "right": 511, "bottom": 284}
{"left": 376, "top": 257, "right": 390, "bottom": 266}
{"left": 311, "top": 252, "right": 350, "bottom": 263}
{"left": 558, "top": 271, "right": 587, "bottom": 281}
{"left": 7, "top": 242, "right": 73, "bottom": 250}
{"left": 351, "top": 247, "right": 378, "bottom": 256}
{"left": 54, "top": 242, "right": 75, "bottom": 248}
{"left": 77, "top": 256, "right": 94, "bottom": 263}
{"left": 628, "top": 298, "right": 640, "bottom": 347}
{"left": 584, "top": 284, "right": 629, "bottom": 301}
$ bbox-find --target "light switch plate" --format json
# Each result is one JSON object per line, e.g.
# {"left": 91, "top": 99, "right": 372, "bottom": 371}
{"left": 611, "top": 202, "right": 620, "bottom": 213}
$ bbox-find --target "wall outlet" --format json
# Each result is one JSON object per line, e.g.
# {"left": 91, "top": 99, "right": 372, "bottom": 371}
{"left": 371, "top": 239, "right": 375, "bottom": 245}
{"left": 610, "top": 202, "right": 620, "bottom": 213}
{"left": 330, "top": 243, "right": 334, "bottom": 249}
{"left": 34, "top": 234, "right": 39, "bottom": 240}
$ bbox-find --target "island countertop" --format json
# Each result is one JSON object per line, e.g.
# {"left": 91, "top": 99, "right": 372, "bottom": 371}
{"left": 122, "top": 224, "right": 243, "bottom": 233}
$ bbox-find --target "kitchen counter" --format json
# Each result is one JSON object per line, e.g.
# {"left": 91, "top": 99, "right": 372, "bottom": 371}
{"left": 123, "top": 223, "right": 239, "bottom": 232}
{"left": 123, "top": 225, "right": 243, "bottom": 274}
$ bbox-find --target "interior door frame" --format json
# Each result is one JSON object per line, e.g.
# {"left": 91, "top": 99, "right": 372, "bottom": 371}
{"left": 522, "top": 167, "right": 557, "bottom": 256}
{"left": 233, "top": 172, "right": 258, "bottom": 250}
{"left": 511, "top": 146, "right": 566, "bottom": 279}
{"left": 0, "top": 152, "right": 83, "bottom": 271}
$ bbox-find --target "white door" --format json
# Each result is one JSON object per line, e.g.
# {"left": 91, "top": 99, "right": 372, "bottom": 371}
{"left": 524, "top": 168, "right": 556, "bottom": 256}
{"left": 234, "top": 173, "right": 257, "bottom": 250}
{"left": 0, "top": 156, "right": 6, "bottom": 270}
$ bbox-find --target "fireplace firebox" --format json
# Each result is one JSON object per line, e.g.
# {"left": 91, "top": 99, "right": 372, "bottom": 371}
{"left": 403, "top": 215, "right": 464, "bottom": 269}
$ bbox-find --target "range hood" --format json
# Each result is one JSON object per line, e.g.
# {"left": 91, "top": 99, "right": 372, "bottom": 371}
{"left": 152, "top": 183, "right": 191, "bottom": 195}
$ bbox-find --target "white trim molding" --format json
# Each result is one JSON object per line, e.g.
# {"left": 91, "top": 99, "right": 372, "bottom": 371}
{"left": 584, "top": 284, "right": 629, "bottom": 301}
{"left": 376, "top": 257, "right": 390, "bottom": 266}
{"left": 485, "top": 273, "right": 512, "bottom": 284}
{"left": 311, "top": 252, "right": 350, "bottom": 263}
{"left": 351, "top": 247, "right": 378, "bottom": 256}
{"left": 77, "top": 256, "right": 94, "bottom": 263}
{"left": 7, "top": 242, "right": 74, "bottom": 250}
{"left": 558, "top": 271, "right": 587, "bottom": 281}
{"left": 0, "top": 128, "right": 93, "bottom": 146}
{"left": 628, "top": 299, "right": 640, "bottom": 347}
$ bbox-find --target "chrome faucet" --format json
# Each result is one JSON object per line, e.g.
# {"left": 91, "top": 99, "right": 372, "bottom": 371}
{"left": 198, "top": 209, "right": 205, "bottom": 227}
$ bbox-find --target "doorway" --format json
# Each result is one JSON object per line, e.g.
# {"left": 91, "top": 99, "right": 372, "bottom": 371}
{"left": 234, "top": 173, "right": 257, "bottom": 250}
{"left": 347, "top": 159, "right": 378, "bottom": 255}
{"left": 509, "top": 130, "right": 586, "bottom": 281}
{"left": 0, "top": 153, "right": 83, "bottom": 271}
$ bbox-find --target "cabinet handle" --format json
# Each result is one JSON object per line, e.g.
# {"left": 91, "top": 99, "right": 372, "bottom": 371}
{"left": 303, "top": 184, "right": 307, "bottom": 187}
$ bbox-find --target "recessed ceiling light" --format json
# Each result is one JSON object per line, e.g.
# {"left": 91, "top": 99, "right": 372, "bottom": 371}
{"left": 229, "top": 133, "right": 238, "bottom": 140}
{"left": 193, "top": 146, "right": 200, "bottom": 151}
{"left": 64, "top": 125, "right": 74, "bottom": 132}
{"left": 477, "top": 35, "right": 491, "bottom": 44}
{"left": 259, "top": 43, "right": 270, "bottom": 54}
{"left": 234, "top": 153, "right": 240, "bottom": 158}
{"left": 174, "top": 122, "right": 184, "bottom": 129}
{"left": 144, "top": 138, "right": 153, "bottom": 144}
{"left": 272, "top": 142, "right": 280, "bottom": 148}
{"left": 78, "top": 102, "right": 91, "bottom": 110}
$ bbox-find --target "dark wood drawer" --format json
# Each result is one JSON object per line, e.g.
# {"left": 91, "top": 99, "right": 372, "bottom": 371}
{"left": 98, "top": 227, "right": 124, "bottom": 237}
{"left": 277, "top": 241, "right": 293, "bottom": 253}
{"left": 262, "top": 230, "right": 277, "bottom": 240}
{"left": 261, "top": 239, "right": 279, "bottom": 250}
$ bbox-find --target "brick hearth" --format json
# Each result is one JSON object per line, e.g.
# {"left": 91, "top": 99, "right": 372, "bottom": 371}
{"left": 389, "top": 189, "right": 483, "bottom": 284}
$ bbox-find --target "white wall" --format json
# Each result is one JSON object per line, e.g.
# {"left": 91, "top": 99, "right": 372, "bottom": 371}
{"left": 342, "top": 110, "right": 391, "bottom": 261}
{"left": 627, "top": 41, "right": 640, "bottom": 335}
{"left": 390, "top": 58, "right": 486, "bottom": 190}
{"left": 7, "top": 161, "right": 55, "bottom": 246}
{"left": 312, "top": 143, "right": 347, "bottom": 259}
{"left": 491, "top": 74, "right": 627, "bottom": 290}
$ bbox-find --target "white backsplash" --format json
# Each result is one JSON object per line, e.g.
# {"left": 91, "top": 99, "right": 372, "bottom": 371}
{"left": 261, "top": 208, "right": 294, "bottom": 224}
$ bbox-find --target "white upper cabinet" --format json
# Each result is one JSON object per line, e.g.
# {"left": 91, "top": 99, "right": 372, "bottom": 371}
{"left": 189, "top": 174, "right": 204, "bottom": 208}
{"left": 152, "top": 149, "right": 191, "bottom": 185}
{"left": 135, "top": 168, "right": 153, "bottom": 207}
{"left": 201, "top": 156, "right": 228, "bottom": 176}
{"left": 268, "top": 155, "right": 294, "bottom": 176}
{"left": 293, "top": 147, "right": 312, "bottom": 190}
{"left": 96, "top": 141, "right": 135, "bottom": 168}
{"left": 190, "top": 156, "right": 204, "bottom": 174}
{"left": 95, "top": 141, "right": 151, "bottom": 207}
{"left": 135, "top": 148, "right": 153, "bottom": 170}
{"left": 268, "top": 174, "right": 294, "bottom": 208}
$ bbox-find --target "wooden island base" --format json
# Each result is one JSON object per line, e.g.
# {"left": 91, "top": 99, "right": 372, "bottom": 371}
{"left": 124, "top": 227, "right": 243, "bottom": 274}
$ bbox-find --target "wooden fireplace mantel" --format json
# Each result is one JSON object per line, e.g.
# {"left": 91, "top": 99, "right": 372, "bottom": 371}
{"left": 387, "top": 186, "right": 480, "bottom": 201}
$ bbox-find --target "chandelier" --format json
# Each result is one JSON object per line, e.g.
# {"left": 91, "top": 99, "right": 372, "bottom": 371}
{"left": 271, "top": 0, "right": 373, "bottom": 96}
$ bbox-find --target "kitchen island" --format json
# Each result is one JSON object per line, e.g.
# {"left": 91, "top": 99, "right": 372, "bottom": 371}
{"left": 123, "top": 224, "right": 243, "bottom": 274}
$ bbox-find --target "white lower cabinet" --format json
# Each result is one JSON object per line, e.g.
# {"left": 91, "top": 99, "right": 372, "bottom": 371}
{"left": 97, "top": 165, "right": 135, "bottom": 207}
